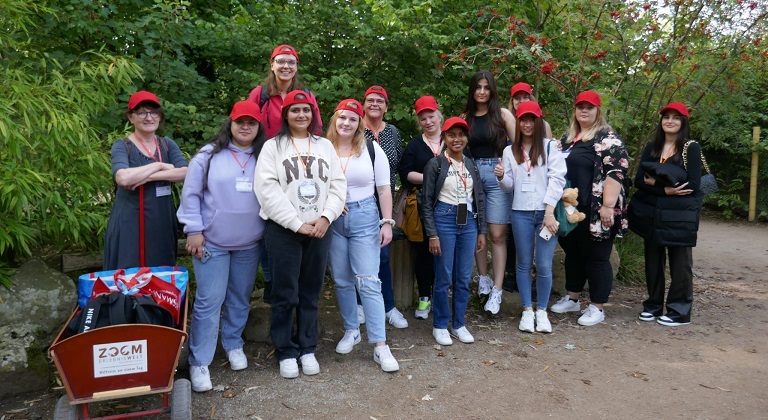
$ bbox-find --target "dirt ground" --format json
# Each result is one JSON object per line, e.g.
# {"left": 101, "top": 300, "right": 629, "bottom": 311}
{"left": 2, "top": 217, "right": 767, "bottom": 419}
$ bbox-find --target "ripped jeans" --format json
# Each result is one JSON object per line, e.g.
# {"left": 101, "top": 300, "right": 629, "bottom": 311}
{"left": 329, "top": 196, "right": 386, "bottom": 343}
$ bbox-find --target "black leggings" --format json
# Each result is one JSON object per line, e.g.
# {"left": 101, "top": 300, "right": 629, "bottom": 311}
{"left": 557, "top": 221, "right": 615, "bottom": 304}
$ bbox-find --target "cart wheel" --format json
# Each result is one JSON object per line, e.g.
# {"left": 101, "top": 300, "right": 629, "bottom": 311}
{"left": 170, "top": 378, "right": 192, "bottom": 420}
{"left": 54, "top": 395, "right": 81, "bottom": 420}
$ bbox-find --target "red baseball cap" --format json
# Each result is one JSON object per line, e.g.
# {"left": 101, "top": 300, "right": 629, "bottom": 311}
{"left": 516, "top": 101, "right": 543, "bottom": 119}
{"left": 282, "top": 90, "right": 315, "bottom": 110}
{"left": 415, "top": 96, "right": 439, "bottom": 115}
{"left": 575, "top": 90, "right": 601, "bottom": 107}
{"left": 441, "top": 117, "right": 469, "bottom": 133}
{"left": 510, "top": 82, "right": 533, "bottom": 98}
{"left": 335, "top": 98, "right": 365, "bottom": 118}
{"left": 230, "top": 101, "right": 261, "bottom": 121}
{"left": 364, "top": 85, "right": 389, "bottom": 103}
{"left": 128, "top": 90, "right": 160, "bottom": 110}
{"left": 660, "top": 102, "right": 689, "bottom": 117}
{"left": 271, "top": 44, "right": 299, "bottom": 61}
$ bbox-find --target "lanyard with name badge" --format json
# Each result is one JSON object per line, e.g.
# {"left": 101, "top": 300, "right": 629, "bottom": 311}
{"left": 230, "top": 147, "right": 254, "bottom": 192}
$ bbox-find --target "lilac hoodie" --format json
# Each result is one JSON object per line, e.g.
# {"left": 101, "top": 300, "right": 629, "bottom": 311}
{"left": 177, "top": 143, "right": 264, "bottom": 250}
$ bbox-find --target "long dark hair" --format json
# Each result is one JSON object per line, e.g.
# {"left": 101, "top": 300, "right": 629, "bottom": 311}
{"left": 200, "top": 118, "right": 267, "bottom": 188}
{"left": 275, "top": 98, "right": 320, "bottom": 141}
{"left": 511, "top": 117, "right": 545, "bottom": 167}
{"left": 463, "top": 70, "right": 508, "bottom": 156}
{"left": 649, "top": 112, "right": 690, "bottom": 164}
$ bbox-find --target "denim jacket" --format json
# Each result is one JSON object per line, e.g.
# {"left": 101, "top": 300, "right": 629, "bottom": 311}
{"left": 421, "top": 155, "right": 487, "bottom": 237}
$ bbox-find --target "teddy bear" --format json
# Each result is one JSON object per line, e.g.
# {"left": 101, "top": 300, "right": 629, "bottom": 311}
{"left": 561, "top": 188, "right": 586, "bottom": 224}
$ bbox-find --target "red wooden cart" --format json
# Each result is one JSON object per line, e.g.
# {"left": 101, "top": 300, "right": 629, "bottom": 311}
{"left": 49, "top": 294, "right": 190, "bottom": 419}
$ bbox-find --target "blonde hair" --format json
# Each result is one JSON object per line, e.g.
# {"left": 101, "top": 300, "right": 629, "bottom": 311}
{"left": 416, "top": 109, "right": 444, "bottom": 132}
{"left": 565, "top": 105, "right": 612, "bottom": 143}
{"left": 507, "top": 93, "right": 536, "bottom": 113}
{"left": 326, "top": 109, "right": 366, "bottom": 157}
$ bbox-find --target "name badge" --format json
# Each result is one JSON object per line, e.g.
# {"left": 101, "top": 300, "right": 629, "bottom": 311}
{"left": 156, "top": 185, "right": 172, "bottom": 197}
{"left": 236, "top": 177, "right": 253, "bottom": 192}
{"left": 521, "top": 180, "right": 535, "bottom": 192}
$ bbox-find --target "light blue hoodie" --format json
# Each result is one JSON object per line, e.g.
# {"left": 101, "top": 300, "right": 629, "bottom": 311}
{"left": 177, "top": 143, "right": 264, "bottom": 250}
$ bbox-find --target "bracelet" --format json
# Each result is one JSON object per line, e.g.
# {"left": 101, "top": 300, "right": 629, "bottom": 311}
{"left": 429, "top": 237, "right": 439, "bottom": 241}
{"left": 379, "top": 218, "right": 395, "bottom": 227}
{"left": 544, "top": 214, "right": 555, "bottom": 219}
{"left": 601, "top": 205, "right": 614, "bottom": 209}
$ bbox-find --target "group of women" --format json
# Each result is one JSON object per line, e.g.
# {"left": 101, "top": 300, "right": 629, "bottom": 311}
{"left": 103, "top": 43, "right": 705, "bottom": 393}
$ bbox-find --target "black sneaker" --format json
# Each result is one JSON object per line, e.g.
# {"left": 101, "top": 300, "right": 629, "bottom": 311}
{"left": 638, "top": 312, "right": 656, "bottom": 322}
{"left": 657, "top": 315, "right": 690, "bottom": 327}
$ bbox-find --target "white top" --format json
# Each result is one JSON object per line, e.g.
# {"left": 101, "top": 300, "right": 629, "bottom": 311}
{"left": 497, "top": 139, "right": 567, "bottom": 210}
{"left": 254, "top": 135, "right": 347, "bottom": 232}
{"left": 438, "top": 155, "right": 474, "bottom": 210}
{"left": 339, "top": 142, "right": 390, "bottom": 202}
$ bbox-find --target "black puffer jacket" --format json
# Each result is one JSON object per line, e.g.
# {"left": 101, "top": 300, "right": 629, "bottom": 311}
{"left": 628, "top": 141, "right": 703, "bottom": 247}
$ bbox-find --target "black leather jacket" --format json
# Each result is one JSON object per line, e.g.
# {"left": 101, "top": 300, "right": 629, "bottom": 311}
{"left": 421, "top": 155, "right": 488, "bottom": 237}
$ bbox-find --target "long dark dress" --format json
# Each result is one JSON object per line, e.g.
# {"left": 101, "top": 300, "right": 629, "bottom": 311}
{"left": 103, "top": 137, "right": 188, "bottom": 270}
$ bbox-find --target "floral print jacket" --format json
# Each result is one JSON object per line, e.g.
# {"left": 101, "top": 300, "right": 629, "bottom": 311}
{"left": 561, "top": 128, "right": 630, "bottom": 240}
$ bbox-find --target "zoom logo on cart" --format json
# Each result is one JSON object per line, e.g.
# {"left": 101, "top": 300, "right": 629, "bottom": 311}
{"left": 92, "top": 339, "right": 148, "bottom": 378}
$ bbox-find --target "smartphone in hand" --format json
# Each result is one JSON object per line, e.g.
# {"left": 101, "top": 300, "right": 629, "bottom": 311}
{"left": 539, "top": 226, "right": 553, "bottom": 241}
{"left": 199, "top": 246, "right": 212, "bottom": 264}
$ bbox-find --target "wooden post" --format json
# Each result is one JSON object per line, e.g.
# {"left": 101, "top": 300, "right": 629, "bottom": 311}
{"left": 749, "top": 127, "right": 760, "bottom": 221}
{"left": 389, "top": 237, "right": 415, "bottom": 309}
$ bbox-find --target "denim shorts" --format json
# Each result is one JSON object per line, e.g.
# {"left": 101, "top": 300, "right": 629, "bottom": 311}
{"left": 474, "top": 158, "right": 512, "bottom": 224}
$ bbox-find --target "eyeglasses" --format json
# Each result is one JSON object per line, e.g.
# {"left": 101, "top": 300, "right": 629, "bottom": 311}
{"left": 274, "top": 59, "right": 298, "bottom": 67}
{"left": 233, "top": 119, "right": 259, "bottom": 127}
{"left": 134, "top": 111, "right": 159, "bottom": 119}
{"left": 365, "top": 98, "right": 386, "bottom": 105}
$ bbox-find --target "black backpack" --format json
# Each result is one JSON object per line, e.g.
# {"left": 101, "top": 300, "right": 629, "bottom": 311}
{"left": 66, "top": 292, "right": 175, "bottom": 335}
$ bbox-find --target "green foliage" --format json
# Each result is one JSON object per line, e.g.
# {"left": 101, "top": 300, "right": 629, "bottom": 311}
{"left": 0, "top": 0, "right": 142, "bottom": 287}
{"left": 2, "top": 0, "right": 767, "bottom": 287}
{"left": 614, "top": 232, "right": 646, "bottom": 287}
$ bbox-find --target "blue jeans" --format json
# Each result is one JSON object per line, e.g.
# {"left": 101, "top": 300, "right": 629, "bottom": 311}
{"left": 329, "top": 196, "right": 386, "bottom": 343}
{"left": 188, "top": 244, "right": 260, "bottom": 366}
{"left": 432, "top": 202, "right": 478, "bottom": 329}
{"left": 511, "top": 210, "right": 558, "bottom": 309}
{"left": 475, "top": 158, "right": 512, "bottom": 224}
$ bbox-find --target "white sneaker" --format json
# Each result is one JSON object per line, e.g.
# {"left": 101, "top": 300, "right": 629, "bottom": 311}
{"left": 335, "top": 329, "right": 361, "bottom": 354}
{"left": 386, "top": 308, "right": 409, "bottom": 328}
{"left": 414, "top": 297, "right": 431, "bottom": 319}
{"left": 476, "top": 275, "right": 493, "bottom": 296}
{"left": 484, "top": 287, "right": 502, "bottom": 315}
{"left": 519, "top": 310, "right": 535, "bottom": 333}
{"left": 299, "top": 353, "right": 320, "bottom": 376}
{"left": 279, "top": 358, "right": 299, "bottom": 379}
{"left": 578, "top": 304, "right": 605, "bottom": 326}
{"left": 357, "top": 304, "right": 366, "bottom": 325}
{"left": 450, "top": 326, "right": 475, "bottom": 344}
{"left": 190, "top": 365, "right": 212, "bottom": 392}
{"left": 226, "top": 348, "right": 247, "bottom": 371}
{"left": 432, "top": 328, "right": 453, "bottom": 346}
{"left": 535, "top": 309, "right": 552, "bottom": 333}
{"left": 373, "top": 345, "right": 400, "bottom": 372}
{"left": 551, "top": 295, "right": 581, "bottom": 313}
